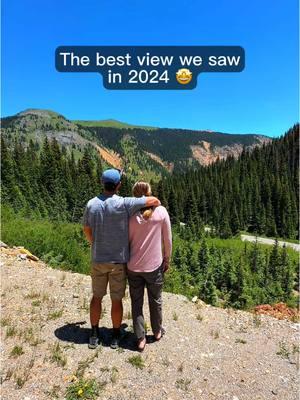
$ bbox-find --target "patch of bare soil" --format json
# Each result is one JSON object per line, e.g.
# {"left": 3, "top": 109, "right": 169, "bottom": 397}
{"left": 1, "top": 249, "right": 299, "bottom": 400}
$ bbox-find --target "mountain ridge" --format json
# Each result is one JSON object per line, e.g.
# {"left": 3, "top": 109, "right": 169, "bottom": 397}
{"left": 1, "top": 108, "right": 272, "bottom": 179}
{"left": 74, "top": 118, "right": 157, "bottom": 130}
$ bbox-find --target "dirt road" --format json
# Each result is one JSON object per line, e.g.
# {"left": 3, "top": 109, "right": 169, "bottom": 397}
{"left": 241, "top": 234, "right": 300, "bottom": 252}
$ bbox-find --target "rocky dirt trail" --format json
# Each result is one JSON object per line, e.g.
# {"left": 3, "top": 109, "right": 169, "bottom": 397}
{"left": 1, "top": 248, "right": 299, "bottom": 400}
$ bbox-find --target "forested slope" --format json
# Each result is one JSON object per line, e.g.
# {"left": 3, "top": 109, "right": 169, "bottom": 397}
{"left": 156, "top": 124, "right": 299, "bottom": 240}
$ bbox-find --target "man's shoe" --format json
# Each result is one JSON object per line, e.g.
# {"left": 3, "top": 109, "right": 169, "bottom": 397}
{"left": 110, "top": 329, "right": 121, "bottom": 349}
{"left": 88, "top": 334, "right": 100, "bottom": 349}
{"left": 110, "top": 335, "right": 120, "bottom": 349}
{"left": 88, "top": 327, "right": 100, "bottom": 349}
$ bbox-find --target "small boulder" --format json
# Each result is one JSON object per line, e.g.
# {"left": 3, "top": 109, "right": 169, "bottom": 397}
{"left": 19, "top": 248, "right": 39, "bottom": 262}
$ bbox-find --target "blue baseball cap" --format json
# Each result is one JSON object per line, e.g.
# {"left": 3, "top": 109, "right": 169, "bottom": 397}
{"left": 102, "top": 169, "right": 122, "bottom": 184}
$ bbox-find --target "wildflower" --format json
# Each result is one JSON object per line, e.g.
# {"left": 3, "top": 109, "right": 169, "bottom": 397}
{"left": 78, "top": 388, "right": 83, "bottom": 396}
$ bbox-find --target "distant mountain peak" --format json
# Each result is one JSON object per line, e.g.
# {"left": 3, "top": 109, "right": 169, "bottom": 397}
{"left": 16, "top": 109, "right": 64, "bottom": 119}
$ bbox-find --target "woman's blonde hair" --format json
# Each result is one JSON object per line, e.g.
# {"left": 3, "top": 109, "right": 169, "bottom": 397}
{"left": 132, "top": 181, "right": 153, "bottom": 219}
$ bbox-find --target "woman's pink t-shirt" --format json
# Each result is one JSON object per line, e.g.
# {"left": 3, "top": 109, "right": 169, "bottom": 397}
{"left": 128, "top": 205, "right": 172, "bottom": 272}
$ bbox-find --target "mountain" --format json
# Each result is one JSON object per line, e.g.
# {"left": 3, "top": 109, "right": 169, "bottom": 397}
{"left": 1, "top": 109, "right": 271, "bottom": 180}
{"left": 76, "top": 119, "right": 271, "bottom": 172}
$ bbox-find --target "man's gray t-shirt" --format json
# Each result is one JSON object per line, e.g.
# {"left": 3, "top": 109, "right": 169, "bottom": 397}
{"left": 83, "top": 194, "right": 146, "bottom": 264}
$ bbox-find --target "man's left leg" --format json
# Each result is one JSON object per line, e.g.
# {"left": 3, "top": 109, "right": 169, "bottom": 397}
{"left": 111, "top": 299, "right": 123, "bottom": 328}
{"left": 109, "top": 263, "right": 126, "bottom": 349}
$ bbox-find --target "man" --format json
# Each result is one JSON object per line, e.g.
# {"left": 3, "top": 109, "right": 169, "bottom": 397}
{"left": 83, "top": 168, "right": 161, "bottom": 349}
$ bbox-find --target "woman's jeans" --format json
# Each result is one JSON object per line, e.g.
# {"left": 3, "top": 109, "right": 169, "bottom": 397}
{"left": 127, "top": 265, "right": 163, "bottom": 340}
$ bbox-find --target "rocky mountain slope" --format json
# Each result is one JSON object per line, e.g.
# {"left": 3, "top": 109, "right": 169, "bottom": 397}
{"left": 1, "top": 248, "right": 299, "bottom": 400}
{"left": 1, "top": 109, "right": 271, "bottom": 178}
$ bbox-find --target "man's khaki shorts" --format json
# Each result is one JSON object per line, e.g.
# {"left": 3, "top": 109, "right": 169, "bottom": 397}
{"left": 91, "top": 263, "right": 126, "bottom": 300}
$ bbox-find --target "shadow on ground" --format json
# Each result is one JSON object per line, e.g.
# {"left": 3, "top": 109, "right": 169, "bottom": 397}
{"left": 54, "top": 322, "right": 157, "bottom": 351}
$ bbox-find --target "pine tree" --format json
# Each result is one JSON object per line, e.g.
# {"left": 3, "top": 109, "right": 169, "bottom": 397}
{"left": 267, "top": 239, "right": 284, "bottom": 302}
{"left": 186, "top": 242, "right": 200, "bottom": 284}
{"left": 168, "top": 188, "right": 180, "bottom": 225}
{"left": 269, "top": 239, "right": 281, "bottom": 280}
{"left": 156, "top": 179, "right": 168, "bottom": 209}
{"left": 280, "top": 245, "right": 294, "bottom": 301}
{"left": 233, "top": 259, "right": 253, "bottom": 308}
{"left": 186, "top": 191, "right": 200, "bottom": 234}
{"left": 265, "top": 198, "right": 277, "bottom": 236}
{"left": 1, "top": 137, "right": 15, "bottom": 202}
{"left": 219, "top": 213, "right": 232, "bottom": 238}
{"left": 230, "top": 203, "right": 240, "bottom": 235}
{"left": 202, "top": 272, "right": 218, "bottom": 306}
{"left": 197, "top": 239, "right": 210, "bottom": 278}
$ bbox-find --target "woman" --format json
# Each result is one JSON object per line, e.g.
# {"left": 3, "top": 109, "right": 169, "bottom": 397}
{"left": 127, "top": 181, "right": 172, "bottom": 351}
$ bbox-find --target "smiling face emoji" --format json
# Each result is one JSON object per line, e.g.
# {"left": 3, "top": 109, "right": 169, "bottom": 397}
{"left": 176, "top": 68, "right": 192, "bottom": 85}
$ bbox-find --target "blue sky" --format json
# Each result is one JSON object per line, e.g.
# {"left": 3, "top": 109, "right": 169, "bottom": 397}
{"left": 1, "top": 0, "right": 299, "bottom": 137}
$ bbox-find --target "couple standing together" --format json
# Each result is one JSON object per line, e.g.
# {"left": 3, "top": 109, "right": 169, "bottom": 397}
{"left": 83, "top": 168, "right": 172, "bottom": 351}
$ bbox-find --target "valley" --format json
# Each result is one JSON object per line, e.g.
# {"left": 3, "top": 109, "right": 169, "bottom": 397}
{"left": 1, "top": 110, "right": 298, "bottom": 313}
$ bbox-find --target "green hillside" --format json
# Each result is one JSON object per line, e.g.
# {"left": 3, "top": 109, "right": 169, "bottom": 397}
{"left": 74, "top": 118, "right": 157, "bottom": 130}
{"left": 84, "top": 125, "right": 271, "bottom": 171}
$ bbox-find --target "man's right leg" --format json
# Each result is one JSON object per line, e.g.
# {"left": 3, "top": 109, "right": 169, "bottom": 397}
{"left": 90, "top": 295, "right": 102, "bottom": 326}
{"left": 89, "top": 295, "right": 102, "bottom": 349}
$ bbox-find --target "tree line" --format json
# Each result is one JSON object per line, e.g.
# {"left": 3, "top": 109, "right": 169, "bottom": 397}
{"left": 1, "top": 125, "right": 298, "bottom": 238}
{"left": 1, "top": 137, "right": 102, "bottom": 222}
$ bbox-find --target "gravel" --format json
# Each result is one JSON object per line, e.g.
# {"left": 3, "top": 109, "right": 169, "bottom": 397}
{"left": 1, "top": 251, "right": 299, "bottom": 400}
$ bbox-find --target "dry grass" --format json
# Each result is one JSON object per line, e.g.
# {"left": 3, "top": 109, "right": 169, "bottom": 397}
{"left": 49, "top": 342, "right": 67, "bottom": 367}
{"left": 10, "top": 345, "right": 24, "bottom": 358}
{"left": 196, "top": 313, "right": 203, "bottom": 321}
{"left": 176, "top": 378, "right": 191, "bottom": 392}
{"left": 1, "top": 316, "right": 11, "bottom": 327}
{"left": 14, "top": 352, "right": 36, "bottom": 388}
{"left": 6, "top": 326, "right": 17, "bottom": 338}
{"left": 47, "top": 309, "right": 63, "bottom": 320}
{"left": 177, "top": 362, "right": 184, "bottom": 372}
{"left": 210, "top": 330, "right": 220, "bottom": 339}
{"left": 76, "top": 350, "right": 101, "bottom": 379}
{"left": 24, "top": 291, "right": 40, "bottom": 300}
